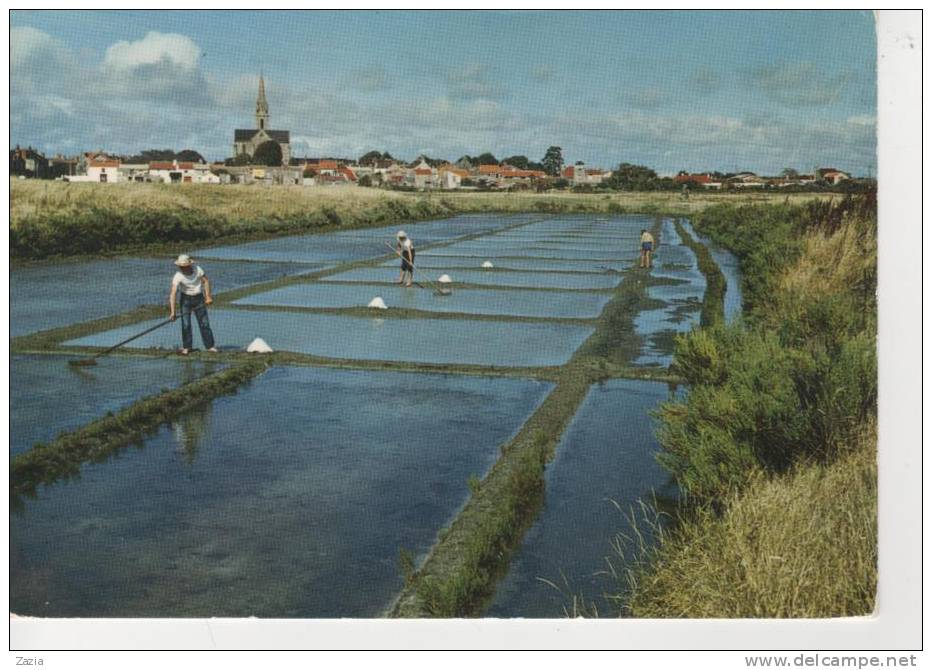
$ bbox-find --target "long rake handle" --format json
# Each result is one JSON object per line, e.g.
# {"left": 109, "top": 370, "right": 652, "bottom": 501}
{"left": 384, "top": 242, "right": 444, "bottom": 292}
{"left": 95, "top": 318, "right": 174, "bottom": 358}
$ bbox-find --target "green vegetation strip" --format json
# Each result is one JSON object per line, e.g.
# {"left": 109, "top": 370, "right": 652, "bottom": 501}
{"left": 621, "top": 196, "right": 877, "bottom": 617}
{"left": 673, "top": 219, "right": 725, "bottom": 327}
{"left": 388, "top": 218, "right": 667, "bottom": 617}
{"left": 10, "top": 359, "right": 270, "bottom": 507}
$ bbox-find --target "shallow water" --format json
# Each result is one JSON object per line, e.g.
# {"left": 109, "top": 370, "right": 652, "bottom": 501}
{"left": 486, "top": 379, "right": 676, "bottom": 617}
{"left": 235, "top": 283, "right": 612, "bottom": 319}
{"left": 679, "top": 220, "right": 743, "bottom": 322}
{"left": 378, "top": 256, "right": 629, "bottom": 273}
{"left": 10, "top": 258, "right": 317, "bottom": 337}
{"left": 633, "top": 219, "right": 706, "bottom": 366}
{"left": 11, "top": 366, "right": 553, "bottom": 617}
{"left": 194, "top": 214, "right": 524, "bottom": 264}
{"left": 10, "top": 355, "right": 222, "bottom": 456}
{"left": 322, "top": 267, "right": 621, "bottom": 290}
{"left": 66, "top": 310, "right": 595, "bottom": 367}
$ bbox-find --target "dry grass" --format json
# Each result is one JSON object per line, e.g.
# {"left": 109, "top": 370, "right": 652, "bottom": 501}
{"left": 10, "top": 179, "right": 839, "bottom": 227}
{"left": 10, "top": 180, "right": 407, "bottom": 225}
{"left": 627, "top": 421, "right": 877, "bottom": 618}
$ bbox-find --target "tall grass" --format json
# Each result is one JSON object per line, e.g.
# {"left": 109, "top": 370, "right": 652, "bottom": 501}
{"left": 10, "top": 179, "right": 838, "bottom": 260}
{"left": 619, "top": 195, "right": 877, "bottom": 617}
{"left": 626, "top": 422, "right": 877, "bottom": 618}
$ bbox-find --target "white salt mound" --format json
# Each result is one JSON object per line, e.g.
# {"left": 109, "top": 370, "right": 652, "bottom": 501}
{"left": 481, "top": 261, "right": 494, "bottom": 268}
{"left": 438, "top": 274, "right": 452, "bottom": 283}
{"left": 246, "top": 337, "right": 273, "bottom": 353}
{"left": 368, "top": 296, "right": 388, "bottom": 309}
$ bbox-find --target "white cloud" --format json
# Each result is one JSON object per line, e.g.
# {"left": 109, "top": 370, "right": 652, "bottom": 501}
{"left": 103, "top": 31, "right": 201, "bottom": 72}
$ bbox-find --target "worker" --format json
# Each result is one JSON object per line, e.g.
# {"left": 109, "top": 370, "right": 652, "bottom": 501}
{"left": 396, "top": 231, "right": 415, "bottom": 287}
{"left": 639, "top": 229, "right": 656, "bottom": 269}
{"left": 169, "top": 254, "right": 217, "bottom": 355}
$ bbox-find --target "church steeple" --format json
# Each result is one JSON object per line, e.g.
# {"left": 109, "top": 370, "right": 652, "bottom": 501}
{"left": 256, "top": 74, "right": 269, "bottom": 130}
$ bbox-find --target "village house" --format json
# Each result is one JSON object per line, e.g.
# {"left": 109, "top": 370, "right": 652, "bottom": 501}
{"left": 438, "top": 165, "right": 469, "bottom": 189}
{"left": 147, "top": 161, "right": 220, "bottom": 184}
{"left": 411, "top": 159, "right": 438, "bottom": 189}
{"left": 674, "top": 173, "right": 723, "bottom": 189}
{"left": 10, "top": 147, "right": 49, "bottom": 178}
{"left": 817, "top": 168, "right": 851, "bottom": 185}
{"left": 67, "top": 157, "right": 122, "bottom": 183}
{"left": 562, "top": 163, "right": 611, "bottom": 186}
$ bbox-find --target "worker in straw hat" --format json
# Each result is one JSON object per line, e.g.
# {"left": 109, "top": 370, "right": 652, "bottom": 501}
{"left": 395, "top": 230, "right": 415, "bottom": 288}
{"left": 169, "top": 254, "right": 218, "bottom": 355}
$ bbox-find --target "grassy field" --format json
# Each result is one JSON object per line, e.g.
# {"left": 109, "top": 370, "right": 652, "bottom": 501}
{"left": 10, "top": 179, "right": 839, "bottom": 260}
{"left": 620, "top": 195, "right": 877, "bottom": 617}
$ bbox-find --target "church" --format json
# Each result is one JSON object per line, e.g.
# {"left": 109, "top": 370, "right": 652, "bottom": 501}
{"left": 233, "top": 75, "right": 291, "bottom": 164}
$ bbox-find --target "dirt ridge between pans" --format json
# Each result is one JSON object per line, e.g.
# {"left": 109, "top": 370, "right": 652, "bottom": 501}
{"left": 387, "top": 216, "right": 677, "bottom": 617}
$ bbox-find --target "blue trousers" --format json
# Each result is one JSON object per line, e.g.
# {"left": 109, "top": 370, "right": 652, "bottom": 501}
{"left": 179, "top": 293, "right": 215, "bottom": 350}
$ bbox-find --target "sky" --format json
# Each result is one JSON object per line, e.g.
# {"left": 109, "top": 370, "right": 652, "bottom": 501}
{"left": 10, "top": 10, "right": 877, "bottom": 175}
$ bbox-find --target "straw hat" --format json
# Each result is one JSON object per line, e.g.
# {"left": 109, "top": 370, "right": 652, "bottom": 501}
{"left": 174, "top": 254, "right": 194, "bottom": 267}
{"left": 396, "top": 230, "right": 407, "bottom": 240}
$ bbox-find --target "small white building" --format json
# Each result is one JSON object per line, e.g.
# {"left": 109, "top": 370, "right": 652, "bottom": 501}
{"left": 67, "top": 158, "right": 122, "bottom": 183}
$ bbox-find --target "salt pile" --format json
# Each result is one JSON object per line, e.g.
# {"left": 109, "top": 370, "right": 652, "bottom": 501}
{"left": 246, "top": 337, "right": 273, "bottom": 353}
{"left": 481, "top": 261, "right": 494, "bottom": 268}
{"left": 368, "top": 297, "right": 388, "bottom": 309}
{"left": 438, "top": 274, "right": 452, "bottom": 284}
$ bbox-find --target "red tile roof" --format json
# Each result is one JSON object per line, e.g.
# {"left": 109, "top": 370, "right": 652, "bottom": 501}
{"left": 89, "top": 159, "right": 120, "bottom": 168}
{"left": 414, "top": 168, "right": 433, "bottom": 176}
{"left": 675, "top": 174, "right": 713, "bottom": 184}
{"left": 149, "top": 162, "right": 175, "bottom": 170}
{"left": 478, "top": 165, "right": 501, "bottom": 174}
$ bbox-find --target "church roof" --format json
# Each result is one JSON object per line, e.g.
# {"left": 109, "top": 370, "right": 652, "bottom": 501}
{"left": 234, "top": 129, "right": 290, "bottom": 143}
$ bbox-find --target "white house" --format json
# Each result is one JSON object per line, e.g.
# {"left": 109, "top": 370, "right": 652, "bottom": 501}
{"left": 66, "top": 158, "right": 122, "bottom": 183}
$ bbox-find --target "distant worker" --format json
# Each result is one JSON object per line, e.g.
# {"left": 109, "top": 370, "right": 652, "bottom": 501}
{"left": 396, "top": 231, "right": 415, "bottom": 288}
{"left": 169, "top": 254, "right": 217, "bottom": 355}
{"left": 639, "top": 229, "right": 655, "bottom": 269}
{"left": 682, "top": 184, "right": 690, "bottom": 200}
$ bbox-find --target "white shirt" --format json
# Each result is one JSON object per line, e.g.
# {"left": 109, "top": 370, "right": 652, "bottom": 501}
{"left": 172, "top": 266, "right": 206, "bottom": 296}
{"left": 399, "top": 238, "right": 414, "bottom": 252}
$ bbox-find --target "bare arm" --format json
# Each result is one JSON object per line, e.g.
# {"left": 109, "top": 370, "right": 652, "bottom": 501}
{"left": 169, "top": 283, "right": 178, "bottom": 320}
{"left": 203, "top": 275, "right": 212, "bottom": 304}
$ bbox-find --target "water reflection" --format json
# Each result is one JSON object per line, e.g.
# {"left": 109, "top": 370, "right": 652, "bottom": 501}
{"left": 171, "top": 359, "right": 221, "bottom": 464}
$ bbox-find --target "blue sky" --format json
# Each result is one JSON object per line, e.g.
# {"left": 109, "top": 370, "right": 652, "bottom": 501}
{"left": 11, "top": 10, "right": 876, "bottom": 174}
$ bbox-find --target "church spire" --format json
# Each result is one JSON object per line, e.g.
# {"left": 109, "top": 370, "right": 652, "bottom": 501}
{"left": 256, "top": 73, "right": 269, "bottom": 130}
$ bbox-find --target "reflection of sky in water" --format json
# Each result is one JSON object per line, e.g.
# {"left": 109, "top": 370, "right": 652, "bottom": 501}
{"left": 323, "top": 266, "right": 620, "bottom": 290}
{"left": 66, "top": 310, "right": 594, "bottom": 367}
{"left": 378, "top": 256, "right": 629, "bottom": 272}
{"left": 633, "top": 219, "right": 706, "bottom": 367}
{"left": 236, "top": 283, "right": 612, "bottom": 319}
{"left": 487, "top": 379, "right": 677, "bottom": 617}
{"left": 11, "top": 355, "right": 223, "bottom": 456}
{"left": 10, "top": 257, "right": 315, "bottom": 337}
{"left": 11, "top": 366, "right": 553, "bottom": 617}
{"left": 679, "top": 220, "right": 743, "bottom": 323}
{"left": 194, "top": 214, "right": 525, "bottom": 264}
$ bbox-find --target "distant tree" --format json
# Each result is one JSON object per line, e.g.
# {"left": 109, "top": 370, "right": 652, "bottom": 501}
{"left": 253, "top": 141, "right": 283, "bottom": 166}
{"left": 475, "top": 152, "right": 498, "bottom": 165}
{"left": 358, "top": 174, "right": 374, "bottom": 187}
{"left": 575, "top": 160, "right": 585, "bottom": 166}
{"left": 455, "top": 156, "right": 475, "bottom": 170}
{"left": 502, "top": 155, "right": 529, "bottom": 169}
{"left": 603, "top": 163, "right": 661, "bottom": 191}
{"left": 176, "top": 149, "right": 206, "bottom": 163}
{"left": 359, "top": 150, "right": 383, "bottom": 165}
{"left": 781, "top": 167, "right": 800, "bottom": 179}
{"left": 542, "top": 146, "right": 564, "bottom": 176}
{"left": 552, "top": 177, "right": 570, "bottom": 189}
